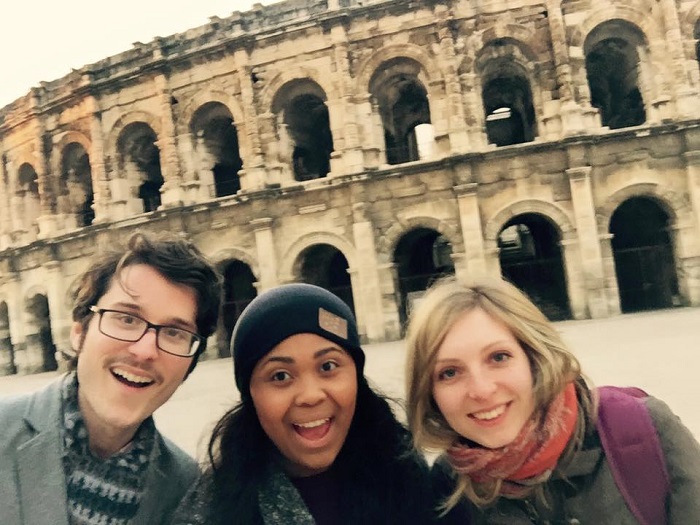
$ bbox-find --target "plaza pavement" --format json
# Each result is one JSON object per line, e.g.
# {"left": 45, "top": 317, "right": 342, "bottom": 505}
{"left": 0, "top": 306, "right": 698, "bottom": 459}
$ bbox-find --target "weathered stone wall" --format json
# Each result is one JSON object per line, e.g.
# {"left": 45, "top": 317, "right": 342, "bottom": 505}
{"left": 0, "top": 0, "right": 699, "bottom": 374}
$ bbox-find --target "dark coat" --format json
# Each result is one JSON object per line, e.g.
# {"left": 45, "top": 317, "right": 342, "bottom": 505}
{"left": 431, "top": 397, "right": 700, "bottom": 524}
{"left": 0, "top": 376, "right": 198, "bottom": 525}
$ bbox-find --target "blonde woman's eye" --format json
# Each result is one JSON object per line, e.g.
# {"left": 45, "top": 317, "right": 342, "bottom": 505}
{"left": 320, "top": 361, "right": 338, "bottom": 373}
{"left": 492, "top": 352, "right": 512, "bottom": 364}
{"left": 437, "top": 367, "right": 458, "bottom": 381}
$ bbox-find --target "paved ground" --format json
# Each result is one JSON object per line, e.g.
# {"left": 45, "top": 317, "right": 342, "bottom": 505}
{"left": 1, "top": 306, "right": 698, "bottom": 459}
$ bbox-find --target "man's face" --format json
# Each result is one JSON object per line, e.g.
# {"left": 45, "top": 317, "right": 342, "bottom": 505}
{"left": 71, "top": 264, "right": 198, "bottom": 446}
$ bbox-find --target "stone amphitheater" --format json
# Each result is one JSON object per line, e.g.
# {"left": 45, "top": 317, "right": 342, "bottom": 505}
{"left": 0, "top": 0, "right": 699, "bottom": 375}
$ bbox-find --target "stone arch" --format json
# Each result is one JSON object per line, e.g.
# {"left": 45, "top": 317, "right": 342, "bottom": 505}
{"left": 279, "top": 231, "right": 357, "bottom": 282}
{"left": 105, "top": 110, "right": 162, "bottom": 176}
{"left": 210, "top": 247, "right": 260, "bottom": 280}
{"left": 268, "top": 78, "right": 334, "bottom": 181}
{"left": 55, "top": 130, "right": 91, "bottom": 153}
{"left": 475, "top": 38, "right": 539, "bottom": 146}
{"left": 570, "top": 5, "right": 660, "bottom": 48}
{"left": 58, "top": 140, "right": 94, "bottom": 226}
{"left": 260, "top": 67, "right": 336, "bottom": 112}
{"left": 356, "top": 43, "right": 442, "bottom": 95}
{"left": 682, "top": 2, "right": 700, "bottom": 38}
{"left": 484, "top": 200, "right": 575, "bottom": 245}
{"left": 379, "top": 216, "right": 462, "bottom": 261}
{"left": 178, "top": 90, "right": 247, "bottom": 137}
{"left": 598, "top": 183, "right": 687, "bottom": 233}
{"left": 23, "top": 287, "right": 56, "bottom": 373}
{"left": 479, "top": 25, "right": 539, "bottom": 63}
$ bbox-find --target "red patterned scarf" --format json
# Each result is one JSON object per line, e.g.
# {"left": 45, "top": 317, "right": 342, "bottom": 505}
{"left": 446, "top": 382, "right": 578, "bottom": 498}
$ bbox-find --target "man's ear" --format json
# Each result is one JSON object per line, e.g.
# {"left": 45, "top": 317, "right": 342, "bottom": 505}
{"left": 70, "top": 322, "right": 84, "bottom": 353}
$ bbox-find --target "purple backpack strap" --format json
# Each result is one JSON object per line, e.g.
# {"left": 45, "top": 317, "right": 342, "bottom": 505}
{"left": 596, "top": 386, "right": 670, "bottom": 525}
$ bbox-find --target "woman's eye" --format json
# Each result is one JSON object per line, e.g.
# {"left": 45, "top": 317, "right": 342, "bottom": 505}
{"left": 437, "top": 367, "right": 458, "bottom": 381}
{"left": 271, "top": 371, "right": 291, "bottom": 382}
{"left": 492, "top": 352, "right": 512, "bottom": 364}
{"left": 116, "top": 313, "right": 138, "bottom": 325}
{"left": 320, "top": 361, "right": 338, "bottom": 373}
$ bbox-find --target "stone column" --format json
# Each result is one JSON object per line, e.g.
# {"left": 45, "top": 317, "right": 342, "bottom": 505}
{"left": 599, "top": 233, "right": 622, "bottom": 315}
{"left": 659, "top": 0, "right": 698, "bottom": 118}
{"left": 357, "top": 95, "right": 384, "bottom": 169}
{"left": 0, "top": 147, "right": 12, "bottom": 249}
{"left": 43, "top": 260, "right": 72, "bottom": 366}
{"left": 251, "top": 218, "right": 279, "bottom": 292}
{"left": 34, "top": 114, "right": 59, "bottom": 239}
{"left": 154, "top": 73, "right": 183, "bottom": 207}
{"left": 4, "top": 273, "right": 30, "bottom": 374}
{"left": 454, "top": 183, "right": 487, "bottom": 277}
{"left": 376, "top": 262, "right": 402, "bottom": 341}
{"left": 235, "top": 49, "right": 267, "bottom": 191}
{"left": 559, "top": 238, "right": 587, "bottom": 319}
{"left": 435, "top": 5, "right": 469, "bottom": 154}
{"left": 87, "top": 97, "right": 111, "bottom": 222}
{"left": 683, "top": 150, "right": 700, "bottom": 304}
{"left": 566, "top": 166, "right": 609, "bottom": 318}
{"left": 331, "top": 25, "right": 364, "bottom": 174}
{"left": 351, "top": 203, "right": 386, "bottom": 342}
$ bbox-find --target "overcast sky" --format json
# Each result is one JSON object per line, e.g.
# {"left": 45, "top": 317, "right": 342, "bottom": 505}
{"left": 0, "top": 0, "right": 275, "bottom": 108}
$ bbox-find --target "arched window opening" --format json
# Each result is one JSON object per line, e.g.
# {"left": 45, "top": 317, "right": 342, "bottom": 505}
{"left": 118, "top": 123, "right": 163, "bottom": 213}
{"left": 220, "top": 260, "right": 257, "bottom": 358}
{"left": 191, "top": 102, "right": 242, "bottom": 198}
{"left": 394, "top": 229, "right": 454, "bottom": 328}
{"left": 17, "top": 163, "right": 40, "bottom": 237}
{"left": 370, "top": 59, "right": 432, "bottom": 165}
{"left": 296, "top": 244, "right": 354, "bottom": 313}
{"left": 585, "top": 21, "right": 646, "bottom": 129}
{"left": 482, "top": 75, "right": 535, "bottom": 146}
{"left": 498, "top": 214, "right": 571, "bottom": 320}
{"left": 60, "top": 143, "right": 94, "bottom": 226}
{"left": 287, "top": 95, "right": 333, "bottom": 181}
{"left": 272, "top": 80, "right": 333, "bottom": 182}
{"left": 25, "top": 294, "right": 57, "bottom": 373}
{"left": 610, "top": 197, "right": 679, "bottom": 312}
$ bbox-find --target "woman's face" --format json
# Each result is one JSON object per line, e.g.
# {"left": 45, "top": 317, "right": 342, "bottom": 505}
{"left": 431, "top": 307, "right": 535, "bottom": 449}
{"left": 250, "top": 333, "right": 358, "bottom": 477}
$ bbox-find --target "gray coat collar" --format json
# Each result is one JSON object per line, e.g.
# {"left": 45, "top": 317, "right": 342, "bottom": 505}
{"left": 17, "top": 375, "right": 172, "bottom": 525}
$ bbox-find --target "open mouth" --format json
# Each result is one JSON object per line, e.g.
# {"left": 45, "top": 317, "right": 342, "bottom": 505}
{"left": 470, "top": 403, "right": 508, "bottom": 422}
{"left": 293, "top": 417, "right": 332, "bottom": 441}
{"left": 111, "top": 368, "right": 155, "bottom": 388}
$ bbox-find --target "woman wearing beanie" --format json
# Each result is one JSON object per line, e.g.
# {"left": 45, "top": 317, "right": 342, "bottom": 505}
{"left": 405, "top": 277, "right": 700, "bottom": 524}
{"left": 172, "top": 283, "right": 436, "bottom": 525}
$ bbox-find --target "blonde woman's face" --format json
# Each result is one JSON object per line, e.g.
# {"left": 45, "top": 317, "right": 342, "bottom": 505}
{"left": 431, "top": 307, "right": 535, "bottom": 449}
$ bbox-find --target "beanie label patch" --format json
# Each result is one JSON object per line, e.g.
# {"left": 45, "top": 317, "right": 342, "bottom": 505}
{"left": 318, "top": 307, "right": 348, "bottom": 340}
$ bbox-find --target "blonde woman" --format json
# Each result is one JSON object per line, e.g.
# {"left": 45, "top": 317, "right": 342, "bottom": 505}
{"left": 405, "top": 277, "right": 700, "bottom": 524}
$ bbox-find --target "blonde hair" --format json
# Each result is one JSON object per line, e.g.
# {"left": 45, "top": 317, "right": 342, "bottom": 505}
{"left": 405, "top": 276, "right": 589, "bottom": 508}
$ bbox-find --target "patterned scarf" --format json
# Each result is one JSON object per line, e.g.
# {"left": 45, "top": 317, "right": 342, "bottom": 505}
{"left": 61, "top": 373, "right": 155, "bottom": 525}
{"left": 446, "top": 382, "right": 578, "bottom": 498}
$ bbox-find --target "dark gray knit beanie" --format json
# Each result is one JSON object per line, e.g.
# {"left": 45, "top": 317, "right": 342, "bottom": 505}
{"left": 231, "top": 283, "right": 365, "bottom": 398}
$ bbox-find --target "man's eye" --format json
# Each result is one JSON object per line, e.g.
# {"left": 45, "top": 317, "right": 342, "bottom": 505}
{"left": 115, "top": 313, "right": 138, "bottom": 325}
{"left": 163, "top": 328, "right": 188, "bottom": 341}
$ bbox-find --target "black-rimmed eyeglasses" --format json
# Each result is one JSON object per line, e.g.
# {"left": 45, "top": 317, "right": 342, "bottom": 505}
{"left": 89, "top": 306, "right": 202, "bottom": 357}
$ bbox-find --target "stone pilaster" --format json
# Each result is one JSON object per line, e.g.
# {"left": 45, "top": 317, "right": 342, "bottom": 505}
{"left": 251, "top": 218, "right": 279, "bottom": 292}
{"left": 34, "top": 111, "right": 58, "bottom": 239}
{"left": 682, "top": 150, "right": 700, "bottom": 304}
{"left": 235, "top": 49, "right": 267, "bottom": 191}
{"left": 659, "top": 0, "right": 698, "bottom": 118}
{"left": 454, "top": 183, "right": 487, "bottom": 278}
{"left": 0, "top": 146, "right": 12, "bottom": 249}
{"left": 599, "top": 233, "right": 622, "bottom": 316}
{"left": 154, "top": 73, "right": 183, "bottom": 207}
{"left": 87, "top": 97, "right": 111, "bottom": 222}
{"left": 351, "top": 203, "right": 386, "bottom": 342}
{"left": 566, "top": 166, "right": 609, "bottom": 317}
{"left": 435, "top": 4, "right": 469, "bottom": 154}
{"left": 43, "top": 260, "right": 71, "bottom": 364}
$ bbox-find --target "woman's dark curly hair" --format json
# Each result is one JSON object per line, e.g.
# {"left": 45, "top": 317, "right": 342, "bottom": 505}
{"left": 202, "top": 375, "right": 434, "bottom": 524}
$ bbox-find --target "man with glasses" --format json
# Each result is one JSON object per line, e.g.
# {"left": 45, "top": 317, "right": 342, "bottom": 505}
{"left": 0, "top": 231, "right": 222, "bottom": 525}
